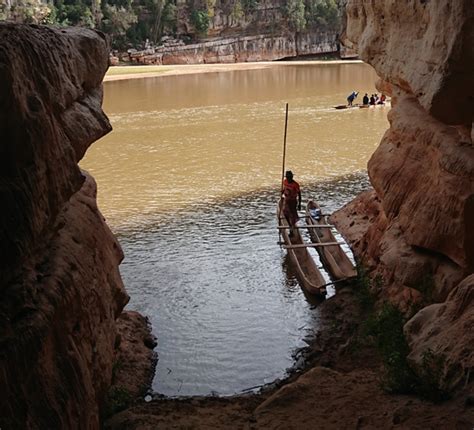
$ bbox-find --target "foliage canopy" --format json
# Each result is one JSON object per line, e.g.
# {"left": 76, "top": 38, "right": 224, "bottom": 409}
{"left": 1, "top": 0, "right": 343, "bottom": 49}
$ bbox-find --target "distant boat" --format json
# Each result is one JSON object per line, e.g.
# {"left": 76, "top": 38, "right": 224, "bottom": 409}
{"left": 333, "top": 104, "right": 358, "bottom": 110}
{"left": 277, "top": 199, "right": 327, "bottom": 298}
{"left": 333, "top": 101, "right": 390, "bottom": 110}
{"left": 305, "top": 200, "right": 357, "bottom": 281}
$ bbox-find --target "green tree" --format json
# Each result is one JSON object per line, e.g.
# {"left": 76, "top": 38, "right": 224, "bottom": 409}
{"left": 241, "top": 0, "right": 259, "bottom": 14}
{"left": 51, "top": 0, "right": 95, "bottom": 27}
{"left": 190, "top": 9, "right": 209, "bottom": 34}
{"left": 231, "top": 0, "right": 243, "bottom": 21}
{"left": 206, "top": 0, "right": 216, "bottom": 18}
{"left": 286, "top": 0, "right": 306, "bottom": 32}
{"left": 101, "top": 3, "right": 138, "bottom": 47}
{"left": 90, "top": 0, "right": 102, "bottom": 28}
{"left": 6, "top": 0, "right": 56, "bottom": 24}
{"left": 305, "top": 0, "right": 340, "bottom": 30}
{"left": 161, "top": 0, "right": 177, "bottom": 34}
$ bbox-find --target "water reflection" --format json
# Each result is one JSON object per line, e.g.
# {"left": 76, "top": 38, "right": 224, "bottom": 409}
{"left": 83, "top": 63, "right": 388, "bottom": 231}
{"left": 281, "top": 253, "right": 325, "bottom": 307}
{"left": 117, "top": 172, "right": 371, "bottom": 396}
{"left": 80, "top": 63, "right": 387, "bottom": 397}
{"left": 104, "top": 63, "right": 382, "bottom": 113}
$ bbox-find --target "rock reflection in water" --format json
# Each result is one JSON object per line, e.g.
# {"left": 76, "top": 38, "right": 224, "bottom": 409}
{"left": 117, "top": 173, "right": 369, "bottom": 397}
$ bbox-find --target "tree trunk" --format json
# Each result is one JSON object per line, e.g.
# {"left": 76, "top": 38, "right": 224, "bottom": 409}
{"left": 151, "top": 0, "right": 164, "bottom": 44}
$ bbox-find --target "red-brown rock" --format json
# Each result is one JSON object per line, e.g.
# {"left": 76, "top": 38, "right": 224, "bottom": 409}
{"left": 339, "top": 0, "right": 474, "bottom": 295}
{"left": 344, "top": 0, "right": 474, "bottom": 126}
{"left": 338, "top": 0, "right": 474, "bottom": 381}
{"left": 0, "top": 24, "right": 130, "bottom": 430}
{"left": 405, "top": 274, "right": 474, "bottom": 390}
{"left": 0, "top": 23, "right": 111, "bottom": 286}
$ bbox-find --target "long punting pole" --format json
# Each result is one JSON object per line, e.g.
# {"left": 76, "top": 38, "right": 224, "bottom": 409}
{"left": 278, "top": 103, "right": 289, "bottom": 246}
{"left": 281, "top": 103, "right": 289, "bottom": 193}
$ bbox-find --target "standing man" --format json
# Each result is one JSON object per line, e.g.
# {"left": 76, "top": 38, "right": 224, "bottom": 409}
{"left": 282, "top": 170, "right": 301, "bottom": 237}
{"left": 347, "top": 91, "right": 358, "bottom": 106}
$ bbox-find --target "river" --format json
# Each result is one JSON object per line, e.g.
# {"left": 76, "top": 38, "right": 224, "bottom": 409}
{"left": 81, "top": 62, "right": 389, "bottom": 397}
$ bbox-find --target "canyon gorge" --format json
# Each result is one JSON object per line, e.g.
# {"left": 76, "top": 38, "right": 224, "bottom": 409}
{"left": 0, "top": 0, "right": 473, "bottom": 428}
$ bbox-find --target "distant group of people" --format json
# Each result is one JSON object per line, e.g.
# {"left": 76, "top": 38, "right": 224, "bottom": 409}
{"left": 346, "top": 91, "right": 387, "bottom": 106}
{"left": 362, "top": 93, "right": 386, "bottom": 106}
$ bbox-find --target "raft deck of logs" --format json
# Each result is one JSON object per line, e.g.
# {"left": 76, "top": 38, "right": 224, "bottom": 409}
{"left": 277, "top": 199, "right": 357, "bottom": 297}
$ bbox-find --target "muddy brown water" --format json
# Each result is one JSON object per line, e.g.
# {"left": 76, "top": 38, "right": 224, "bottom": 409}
{"left": 81, "top": 62, "right": 389, "bottom": 397}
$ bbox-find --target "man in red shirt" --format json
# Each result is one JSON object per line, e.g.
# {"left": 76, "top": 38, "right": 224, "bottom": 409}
{"left": 282, "top": 170, "right": 301, "bottom": 236}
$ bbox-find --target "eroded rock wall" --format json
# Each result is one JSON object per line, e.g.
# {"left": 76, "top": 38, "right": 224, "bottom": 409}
{"left": 336, "top": 0, "right": 474, "bottom": 385}
{"left": 127, "top": 31, "right": 339, "bottom": 65}
{"left": 0, "top": 24, "right": 129, "bottom": 429}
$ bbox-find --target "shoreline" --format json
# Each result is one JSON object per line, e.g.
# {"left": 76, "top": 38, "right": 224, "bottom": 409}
{"left": 103, "top": 60, "right": 364, "bottom": 82}
{"left": 106, "top": 287, "right": 474, "bottom": 429}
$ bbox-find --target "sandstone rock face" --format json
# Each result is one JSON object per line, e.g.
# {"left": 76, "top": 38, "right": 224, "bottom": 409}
{"left": 0, "top": 23, "right": 111, "bottom": 284}
{"left": 337, "top": 0, "right": 474, "bottom": 383}
{"left": 345, "top": 0, "right": 474, "bottom": 126}
{"left": 111, "top": 311, "right": 157, "bottom": 401}
{"left": 0, "top": 24, "right": 129, "bottom": 429}
{"left": 178, "top": 0, "right": 287, "bottom": 38}
{"left": 369, "top": 94, "right": 473, "bottom": 271}
{"left": 128, "top": 31, "right": 338, "bottom": 65}
{"left": 405, "top": 274, "right": 474, "bottom": 390}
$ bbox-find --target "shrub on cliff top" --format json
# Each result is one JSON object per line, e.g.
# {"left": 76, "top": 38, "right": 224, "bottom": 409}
{"left": 191, "top": 9, "right": 210, "bottom": 34}
{"left": 241, "top": 0, "right": 259, "bottom": 13}
{"left": 305, "top": 0, "right": 340, "bottom": 30}
{"left": 286, "top": 0, "right": 306, "bottom": 32}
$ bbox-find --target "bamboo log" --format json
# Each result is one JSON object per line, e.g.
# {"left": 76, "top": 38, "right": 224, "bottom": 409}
{"left": 277, "top": 225, "right": 335, "bottom": 229}
{"left": 283, "top": 242, "right": 343, "bottom": 249}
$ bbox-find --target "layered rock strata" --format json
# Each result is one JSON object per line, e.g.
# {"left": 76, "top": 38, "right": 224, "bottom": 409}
{"left": 336, "top": 0, "right": 474, "bottom": 387}
{"left": 127, "top": 31, "right": 339, "bottom": 65}
{"left": 0, "top": 24, "right": 130, "bottom": 429}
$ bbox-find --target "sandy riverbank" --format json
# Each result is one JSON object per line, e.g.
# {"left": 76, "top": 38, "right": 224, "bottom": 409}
{"left": 103, "top": 60, "right": 364, "bottom": 82}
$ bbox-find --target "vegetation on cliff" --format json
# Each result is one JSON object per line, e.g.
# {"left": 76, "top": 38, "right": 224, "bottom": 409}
{"left": 1, "top": 0, "right": 344, "bottom": 49}
{"left": 353, "top": 271, "right": 452, "bottom": 403}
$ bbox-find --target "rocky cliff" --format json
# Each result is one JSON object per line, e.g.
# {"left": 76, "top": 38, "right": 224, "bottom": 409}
{"left": 335, "top": 0, "right": 473, "bottom": 389}
{"left": 0, "top": 24, "right": 142, "bottom": 429}
{"left": 126, "top": 31, "right": 339, "bottom": 65}
{"left": 119, "top": 0, "right": 346, "bottom": 64}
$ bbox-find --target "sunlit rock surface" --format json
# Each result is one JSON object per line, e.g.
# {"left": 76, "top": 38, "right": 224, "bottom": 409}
{"left": 336, "top": 0, "right": 474, "bottom": 384}
{"left": 344, "top": 0, "right": 474, "bottom": 126}
{"left": 0, "top": 24, "right": 129, "bottom": 429}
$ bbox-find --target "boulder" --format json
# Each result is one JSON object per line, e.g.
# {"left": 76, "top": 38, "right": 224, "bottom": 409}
{"left": 405, "top": 274, "right": 474, "bottom": 390}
